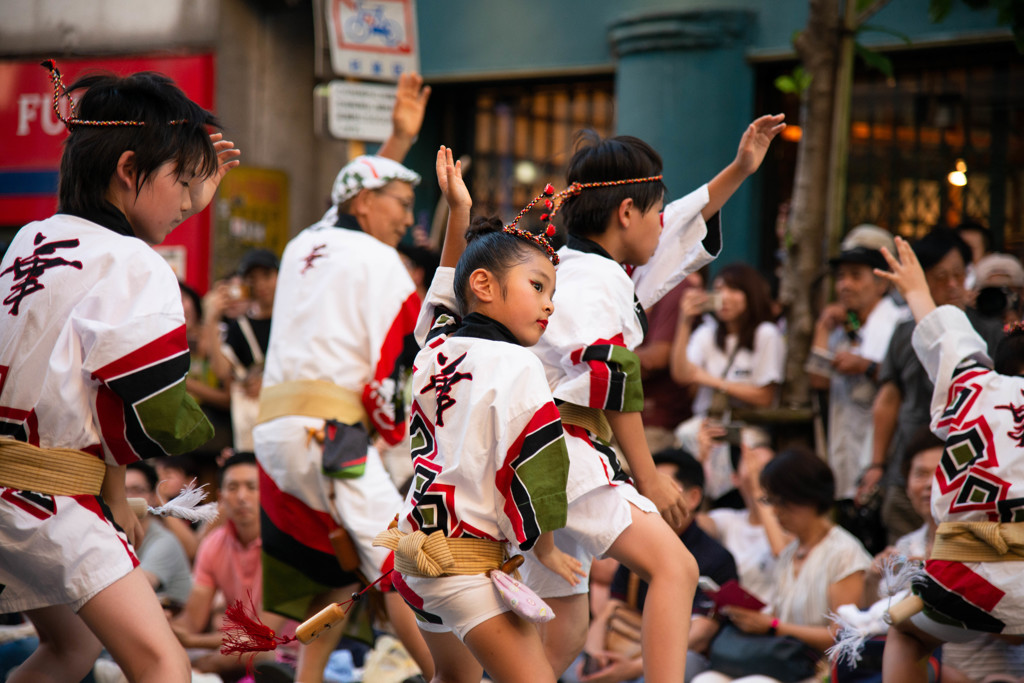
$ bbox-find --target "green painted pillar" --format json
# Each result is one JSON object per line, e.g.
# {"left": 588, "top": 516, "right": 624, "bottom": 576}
{"left": 608, "top": 9, "right": 760, "bottom": 270}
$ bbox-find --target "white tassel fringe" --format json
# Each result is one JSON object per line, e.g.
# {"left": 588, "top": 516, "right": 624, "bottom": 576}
{"left": 149, "top": 478, "right": 220, "bottom": 523}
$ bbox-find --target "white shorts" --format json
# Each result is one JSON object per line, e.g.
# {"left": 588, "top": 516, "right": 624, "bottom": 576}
{"left": 0, "top": 489, "right": 138, "bottom": 613}
{"left": 392, "top": 571, "right": 510, "bottom": 642}
{"left": 519, "top": 484, "right": 656, "bottom": 599}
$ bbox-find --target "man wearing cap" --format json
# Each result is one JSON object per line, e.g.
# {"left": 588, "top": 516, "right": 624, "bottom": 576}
{"left": 201, "top": 247, "right": 279, "bottom": 451}
{"left": 973, "top": 252, "right": 1024, "bottom": 326}
{"left": 252, "top": 76, "right": 434, "bottom": 682}
{"left": 808, "top": 225, "right": 909, "bottom": 502}
{"left": 862, "top": 228, "right": 1002, "bottom": 542}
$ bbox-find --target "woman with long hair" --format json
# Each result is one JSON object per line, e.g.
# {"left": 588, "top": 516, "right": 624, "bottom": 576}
{"left": 670, "top": 264, "right": 785, "bottom": 502}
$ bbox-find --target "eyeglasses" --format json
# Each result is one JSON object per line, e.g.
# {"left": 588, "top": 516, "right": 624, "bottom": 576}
{"left": 376, "top": 191, "right": 415, "bottom": 213}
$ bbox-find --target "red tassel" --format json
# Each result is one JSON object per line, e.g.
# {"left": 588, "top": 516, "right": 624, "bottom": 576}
{"left": 543, "top": 183, "right": 555, "bottom": 195}
{"left": 220, "top": 598, "right": 296, "bottom": 656}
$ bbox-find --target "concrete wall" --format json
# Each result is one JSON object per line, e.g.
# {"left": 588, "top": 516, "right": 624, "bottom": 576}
{"left": 0, "top": 0, "right": 219, "bottom": 54}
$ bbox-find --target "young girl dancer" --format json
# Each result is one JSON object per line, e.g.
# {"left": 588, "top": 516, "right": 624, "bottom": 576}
{"left": 376, "top": 147, "right": 583, "bottom": 682}
{"left": 876, "top": 237, "right": 1024, "bottom": 682}
{"left": 0, "top": 62, "right": 239, "bottom": 682}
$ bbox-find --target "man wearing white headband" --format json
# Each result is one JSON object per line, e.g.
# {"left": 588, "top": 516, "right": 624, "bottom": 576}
{"left": 253, "top": 75, "right": 434, "bottom": 682}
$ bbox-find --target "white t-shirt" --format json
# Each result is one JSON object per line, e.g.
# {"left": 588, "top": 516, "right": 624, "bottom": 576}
{"left": 687, "top": 320, "right": 786, "bottom": 417}
{"left": 773, "top": 525, "right": 871, "bottom": 626}
{"left": 707, "top": 508, "right": 778, "bottom": 605}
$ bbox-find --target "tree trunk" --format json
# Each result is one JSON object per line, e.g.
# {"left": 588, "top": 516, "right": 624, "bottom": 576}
{"left": 780, "top": 0, "right": 841, "bottom": 407}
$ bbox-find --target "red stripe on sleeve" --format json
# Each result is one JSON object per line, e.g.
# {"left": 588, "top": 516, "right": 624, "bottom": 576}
{"left": 91, "top": 326, "right": 189, "bottom": 381}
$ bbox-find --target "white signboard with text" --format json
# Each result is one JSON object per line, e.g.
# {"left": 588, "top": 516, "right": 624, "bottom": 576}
{"left": 325, "top": 0, "right": 419, "bottom": 82}
{"left": 326, "top": 80, "right": 395, "bottom": 142}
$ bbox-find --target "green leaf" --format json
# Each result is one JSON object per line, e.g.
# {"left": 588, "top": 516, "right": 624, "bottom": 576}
{"left": 857, "top": 23, "right": 913, "bottom": 44}
{"left": 855, "top": 43, "right": 894, "bottom": 78}
{"left": 929, "top": 0, "right": 953, "bottom": 23}
{"left": 774, "top": 66, "right": 812, "bottom": 95}
{"left": 775, "top": 75, "right": 799, "bottom": 94}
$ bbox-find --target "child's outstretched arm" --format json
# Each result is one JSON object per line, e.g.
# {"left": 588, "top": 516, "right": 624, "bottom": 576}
{"left": 876, "top": 236, "right": 937, "bottom": 323}
{"left": 532, "top": 531, "right": 586, "bottom": 586}
{"left": 379, "top": 72, "right": 432, "bottom": 162}
{"left": 436, "top": 145, "right": 472, "bottom": 268}
{"left": 702, "top": 113, "right": 786, "bottom": 220}
{"left": 186, "top": 132, "right": 241, "bottom": 220}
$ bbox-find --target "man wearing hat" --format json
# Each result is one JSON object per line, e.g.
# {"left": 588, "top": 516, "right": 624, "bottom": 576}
{"left": 973, "top": 252, "right": 1024, "bottom": 326}
{"left": 808, "top": 225, "right": 909, "bottom": 503}
{"left": 251, "top": 78, "right": 434, "bottom": 682}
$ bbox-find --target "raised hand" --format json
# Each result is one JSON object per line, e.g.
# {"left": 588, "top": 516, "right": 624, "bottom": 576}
{"left": 188, "top": 132, "right": 241, "bottom": 218}
{"left": 435, "top": 145, "right": 470, "bottom": 211}
{"left": 734, "top": 113, "right": 786, "bottom": 176}
{"left": 392, "top": 72, "right": 431, "bottom": 142}
{"left": 437, "top": 145, "right": 472, "bottom": 268}
{"left": 877, "top": 236, "right": 937, "bottom": 322}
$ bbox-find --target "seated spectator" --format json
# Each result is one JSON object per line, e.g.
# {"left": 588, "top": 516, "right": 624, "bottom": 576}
{"left": 972, "top": 252, "right": 1024, "bottom": 327}
{"left": 126, "top": 461, "right": 193, "bottom": 609}
{"left": 693, "top": 448, "right": 871, "bottom": 683}
{"left": 575, "top": 448, "right": 738, "bottom": 683}
{"left": 700, "top": 439, "right": 790, "bottom": 606}
{"left": 171, "top": 453, "right": 287, "bottom": 680}
{"left": 671, "top": 264, "right": 785, "bottom": 504}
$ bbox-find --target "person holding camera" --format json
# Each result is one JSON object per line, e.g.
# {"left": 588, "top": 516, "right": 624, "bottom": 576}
{"left": 670, "top": 263, "right": 785, "bottom": 505}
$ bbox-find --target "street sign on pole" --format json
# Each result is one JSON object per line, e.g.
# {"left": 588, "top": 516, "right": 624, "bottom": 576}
{"left": 325, "top": 0, "right": 419, "bottom": 82}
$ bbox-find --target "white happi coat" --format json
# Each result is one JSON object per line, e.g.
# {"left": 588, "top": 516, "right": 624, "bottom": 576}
{"left": 530, "top": 184, "right": 719, "bottom": 501}
{"left": 401, "top": 312, "right": 570, "bottom": 551}
{"left": 912, "top": 305, "right": 1024, "bottom": 634}
{"left": 0, "top": 212, "right": 209, "bottom": 612}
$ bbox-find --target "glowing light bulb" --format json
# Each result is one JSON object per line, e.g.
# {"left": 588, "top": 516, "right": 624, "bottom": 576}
{"left": 947, "top": 159, "right": 967, "bottom": 187}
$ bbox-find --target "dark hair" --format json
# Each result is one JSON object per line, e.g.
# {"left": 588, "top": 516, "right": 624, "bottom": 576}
{"left": 127, "top": 460, "right": 158, "bottom": 492}
{"left": 900, "top": 427, "right": 945, "bottom": 481}
{"left": 913, "top": 227, "right": 971, "bottom": 272}
{"left": 712, "top": 263, "right": 776, "bottom": 352}
{"left": 453, "top": 216, "right": 549, "bottom": 314}
{"left": 994, "top": 325, "right": 1024, "bottom": 376}
{"left": 955, "top": 221, "right": 991, "bottom": 254}
{"left": 155, "top": 454, "right": 198, "bottom": 479}
{"left": 58, "top": 70, "right": 220, "bottom": 217}
{"left": 653, "top": 447, "right": 705, "bottom": 492}
{"left": 219, "top": 452, "right": 257, "bottom": 487}
{"left": 760, "top": 447, "right": 835, "bottom": 514}
{"left": 178, "top": 280, "right": 203, "bottom": 321}
{"left": 559, "top": 131, "right": 666, "bottom": 238}
{"left": 398, "top": 243, "right": 441, "bottom": 290}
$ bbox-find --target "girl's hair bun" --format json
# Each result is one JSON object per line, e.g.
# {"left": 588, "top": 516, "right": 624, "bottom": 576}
{"left": 465, "top": 215, "right": 503, "bottom": 243}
